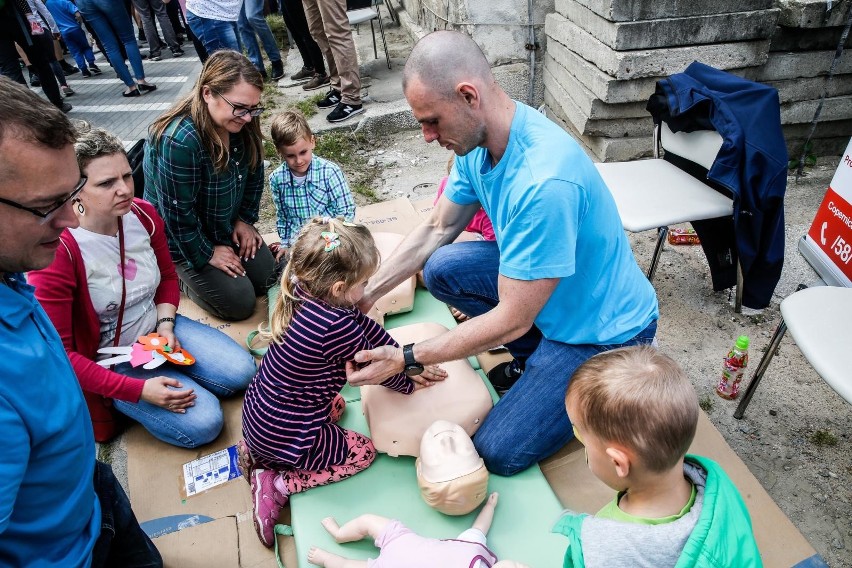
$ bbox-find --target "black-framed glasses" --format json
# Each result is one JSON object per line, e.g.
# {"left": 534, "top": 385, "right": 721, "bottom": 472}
{"left": 214, "top": 90, "right": 264, "bottom": 118}
{"left": 0, "top": 176, "right": 87, "bottom": 224}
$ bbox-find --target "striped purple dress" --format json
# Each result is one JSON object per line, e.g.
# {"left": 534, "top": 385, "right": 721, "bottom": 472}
{"left": 242, "top": 288, "right": 413, "bottom": 470}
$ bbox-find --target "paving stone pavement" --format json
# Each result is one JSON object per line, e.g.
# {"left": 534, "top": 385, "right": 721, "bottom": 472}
{"left": 50, "top": 44, "right": 203, "bottom": 145}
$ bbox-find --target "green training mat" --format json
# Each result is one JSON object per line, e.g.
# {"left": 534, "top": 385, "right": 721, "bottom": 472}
{"left": 288, "top": 400, "right": 566, "bottom": 567}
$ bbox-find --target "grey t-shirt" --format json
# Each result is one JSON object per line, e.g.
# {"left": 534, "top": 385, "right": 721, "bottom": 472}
{"left": 575, "top": 461, "right": 706, "bottom": 568}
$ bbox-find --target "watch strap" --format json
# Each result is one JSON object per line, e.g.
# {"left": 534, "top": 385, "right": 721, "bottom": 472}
{"left": 402, "top": 343, "right": 417, "bottom": 366}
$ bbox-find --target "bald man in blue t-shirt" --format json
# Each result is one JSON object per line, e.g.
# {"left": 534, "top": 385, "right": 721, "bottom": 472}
{"left": 347, "top": 31, "right": 659, "bottom": 476}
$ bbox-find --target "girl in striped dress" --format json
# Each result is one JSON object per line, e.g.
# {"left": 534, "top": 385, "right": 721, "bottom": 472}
{"left": 239, "top": 217, "right": 446, "bottom": 547}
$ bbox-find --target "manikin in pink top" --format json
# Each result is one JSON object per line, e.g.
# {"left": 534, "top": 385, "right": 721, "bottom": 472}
{"left": 307, "top": 493, "right": 501, "bottom": 568}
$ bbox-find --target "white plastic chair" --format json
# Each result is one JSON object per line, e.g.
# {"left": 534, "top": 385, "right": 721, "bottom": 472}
{"left": 595, "top": 122, "right": 742, "bottom": 310}
{"left": 348, "top": 0, "right": 391, "bottom": 70}
{"left": 734, "top": 285, "right": 852, "bottom": 418}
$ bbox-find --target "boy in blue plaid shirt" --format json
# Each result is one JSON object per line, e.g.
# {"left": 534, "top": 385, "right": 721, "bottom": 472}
{"left": 268, "top": 110, "right": 355, "bottom": 263}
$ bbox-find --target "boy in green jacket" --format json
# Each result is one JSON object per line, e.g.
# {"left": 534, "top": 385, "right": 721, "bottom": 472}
{"left": 555, "top": 345, "right": 762, "bottom": 567}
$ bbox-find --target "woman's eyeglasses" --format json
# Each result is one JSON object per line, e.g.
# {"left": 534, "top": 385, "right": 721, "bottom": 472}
{"left": 214, "top": 90, "right": 264, "bottom": 118}
{"left": 0, "top": 176, "right": 86, "bottom": 224}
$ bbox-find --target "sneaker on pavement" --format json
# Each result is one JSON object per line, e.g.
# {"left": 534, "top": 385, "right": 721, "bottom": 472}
{"left": 303, "top": 73, "right": 330, "bottom": 92}
{"left": 326, "top": 102, "right": 364, "bottom": 123}
{"left": 81, "top": 69, "right": 92, "bottom": 78}
{"left": 171, "top": 48, "right": 185, "bottom": 57}
{"left": 316, "top": 88, "right": 341, "bottom": 109}
{"left": 90, "top": 64, "right": 102, "bottom": 75}
{"left": 251, "top": 469, "right": 289, "bottom": 548}
{"left": 61, "top": 85, "right": 75, "bottom": 96}
{"left": 59, "top": 102, "right": 72, "bottom": 113}
{"left": 290, "top": 66, "right": 314, "bottom": 82}
{"left": 148, "top": 53, "right": 162, "bottom": 61}
{"left": 486, "top": 359, "right": 524, "bottom": 394}
{"left": 270, "top": 59, "right": 285, "bottom": 81}
{"left": 60, "top": 61, "right": 78, "bottom": 75}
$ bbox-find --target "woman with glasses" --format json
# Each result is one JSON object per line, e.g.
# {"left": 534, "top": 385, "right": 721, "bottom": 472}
{"left": 28, "top": 124, "right": 256, "bottom": 448}
{"left": 143, "top": 50, "right": 275, "bottom": 321}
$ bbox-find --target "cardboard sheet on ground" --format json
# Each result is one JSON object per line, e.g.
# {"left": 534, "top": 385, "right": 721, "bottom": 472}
{"left": 288, "top": 399, "right": 567, "bottom": 567}
{"left": 362, "top": 322, "right": 494, "bottom": 457}
{"left": 354, "top": 197, "right": 421, "bottom": 235}
{"left": 124, "top": 202, "right": 824, "bottom": 566}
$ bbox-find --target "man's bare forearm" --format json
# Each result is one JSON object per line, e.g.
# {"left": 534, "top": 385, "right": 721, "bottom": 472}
{"left": 412, "top": 304, "right": 531, "bottom": 366}
{"left": 412, "top": 275, "right": 559, "bottom": 365}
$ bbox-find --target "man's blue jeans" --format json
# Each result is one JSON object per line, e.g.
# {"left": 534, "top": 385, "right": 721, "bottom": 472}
{"left": 186, "top": 11, "right": 240, "bottom": 54}
{"left": 238, "top": 0, "right": 283, "bottom": 72}
{"left": 113, "top": 315, "right": 256, "bottom": 448}
{"left": 423, "top": 241, "right": 657, "bottom": 475}
{"left": 91, "top": 461, "right": 162, "bottom": 567}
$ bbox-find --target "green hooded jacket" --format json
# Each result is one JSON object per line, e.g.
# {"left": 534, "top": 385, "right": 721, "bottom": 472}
{"left": 552, "top": 455, "right": 762, "bottom": 568}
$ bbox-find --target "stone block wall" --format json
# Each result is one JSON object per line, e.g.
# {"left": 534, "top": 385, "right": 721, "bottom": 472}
{"left": 543, "top": 0, "right": 852, "bottom": 161}
{"left": 397, "top": 0, "right": 552, "bottom": 105}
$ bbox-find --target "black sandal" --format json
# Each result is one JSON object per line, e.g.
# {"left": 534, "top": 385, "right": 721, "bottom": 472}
{"left": 122, "top": 88, "right": 141, "bottom": 97}
{"left": 138, "top": 83, "right": 157, "bottom": 93}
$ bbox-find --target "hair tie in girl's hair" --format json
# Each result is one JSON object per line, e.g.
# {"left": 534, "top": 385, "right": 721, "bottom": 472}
{"left": 289, "top": 273, "right": 299, "bottom": 284}
{"left": 321, "top": 231, "right": 340, "bottom": 252}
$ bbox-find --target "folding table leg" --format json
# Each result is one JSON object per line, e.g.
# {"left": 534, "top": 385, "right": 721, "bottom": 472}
{"left": 647, "top": 226, "right": 669, "bottom": 282}
{"left": 734, "top": 318, "right": 788, "bottom": 419}
{"left": 734, "top": 261, "right": 743, "bottom": 313}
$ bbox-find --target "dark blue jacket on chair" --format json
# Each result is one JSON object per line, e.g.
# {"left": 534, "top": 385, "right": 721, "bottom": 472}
{"left": 650, "top": 61, "right": 788, "bottom": 309}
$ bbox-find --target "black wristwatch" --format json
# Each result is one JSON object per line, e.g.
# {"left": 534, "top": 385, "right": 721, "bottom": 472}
{"left": 402, "top": 343, "right": 424, "bottom": 377}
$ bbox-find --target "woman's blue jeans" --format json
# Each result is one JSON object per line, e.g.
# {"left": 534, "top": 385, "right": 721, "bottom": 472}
{"left": 76, "top": 0, "right": 146, "bottom": 87}
{"left": 423, "top": 240, "right": 658, "bottom": 476}
{"left": 112, "top": 314, "right": 256, "bottom": 448}
{"left": 186, "top": 11, "right": 240, "bottom": 55}
{"left": 238, "top": 0, "right": 283, "bottom": 72}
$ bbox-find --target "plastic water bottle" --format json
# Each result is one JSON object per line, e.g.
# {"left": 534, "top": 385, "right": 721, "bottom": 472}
{"left": 716, "top": 336, "right": 749, "bottom": 400}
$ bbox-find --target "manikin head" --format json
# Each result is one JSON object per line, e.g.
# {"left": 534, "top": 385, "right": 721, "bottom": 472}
{"left": 416, "top": 420, "right": 488, "bottom": 515}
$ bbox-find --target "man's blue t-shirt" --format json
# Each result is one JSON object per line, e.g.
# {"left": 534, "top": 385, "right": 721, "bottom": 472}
{"left": 0, "top": 274, "right": 100, "bottom": 567}
{"left": 444, "top": 102, "right": 658, "bottom": 345}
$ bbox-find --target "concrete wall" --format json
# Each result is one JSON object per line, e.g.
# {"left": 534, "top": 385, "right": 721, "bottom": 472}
{"left": 397, "top": 0, "right": 553, "bottom": 105}
{"left": 393, "top": 0, "right": 851, "bottom": 160}
{"left": 541, "top": 0, "right": 851, "bottom": 161}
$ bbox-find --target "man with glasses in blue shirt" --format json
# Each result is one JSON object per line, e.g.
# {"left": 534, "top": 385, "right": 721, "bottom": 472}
{"left": 0, "top": 76, "right": 161, "bottom": 567}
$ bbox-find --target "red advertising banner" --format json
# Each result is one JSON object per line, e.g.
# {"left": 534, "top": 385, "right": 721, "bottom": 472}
{"left": 802, "top": 139, "right": 852, "bottom": 286}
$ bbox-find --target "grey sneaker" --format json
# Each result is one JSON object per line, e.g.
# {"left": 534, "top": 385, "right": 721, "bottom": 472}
{"left": 290, "top": 66, "right": 314, "bottom": 81}
{"left": 316, "top": 88, "right": 341, "bottom": 109}
{"left": 302, "top": 73, "right": 330, "bottom": 91}
{"left": 326, "top": 102, "right": 364, "bottom": 123}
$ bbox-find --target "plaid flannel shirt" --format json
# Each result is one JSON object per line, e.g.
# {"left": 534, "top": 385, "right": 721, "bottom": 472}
{"left": 269, "top": 155, "right": 355, "bottom": 247}
{"left": 143, "top": 116, "right": 264, "bottom": 269}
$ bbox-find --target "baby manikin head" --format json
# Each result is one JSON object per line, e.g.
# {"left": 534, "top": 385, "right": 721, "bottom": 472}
{"left": 416, "top": 420, "right": 489, "bottom": 515}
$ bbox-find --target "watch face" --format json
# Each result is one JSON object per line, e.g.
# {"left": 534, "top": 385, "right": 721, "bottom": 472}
{"left": 404, "top": 365, "right": 424, "bottom": 377}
